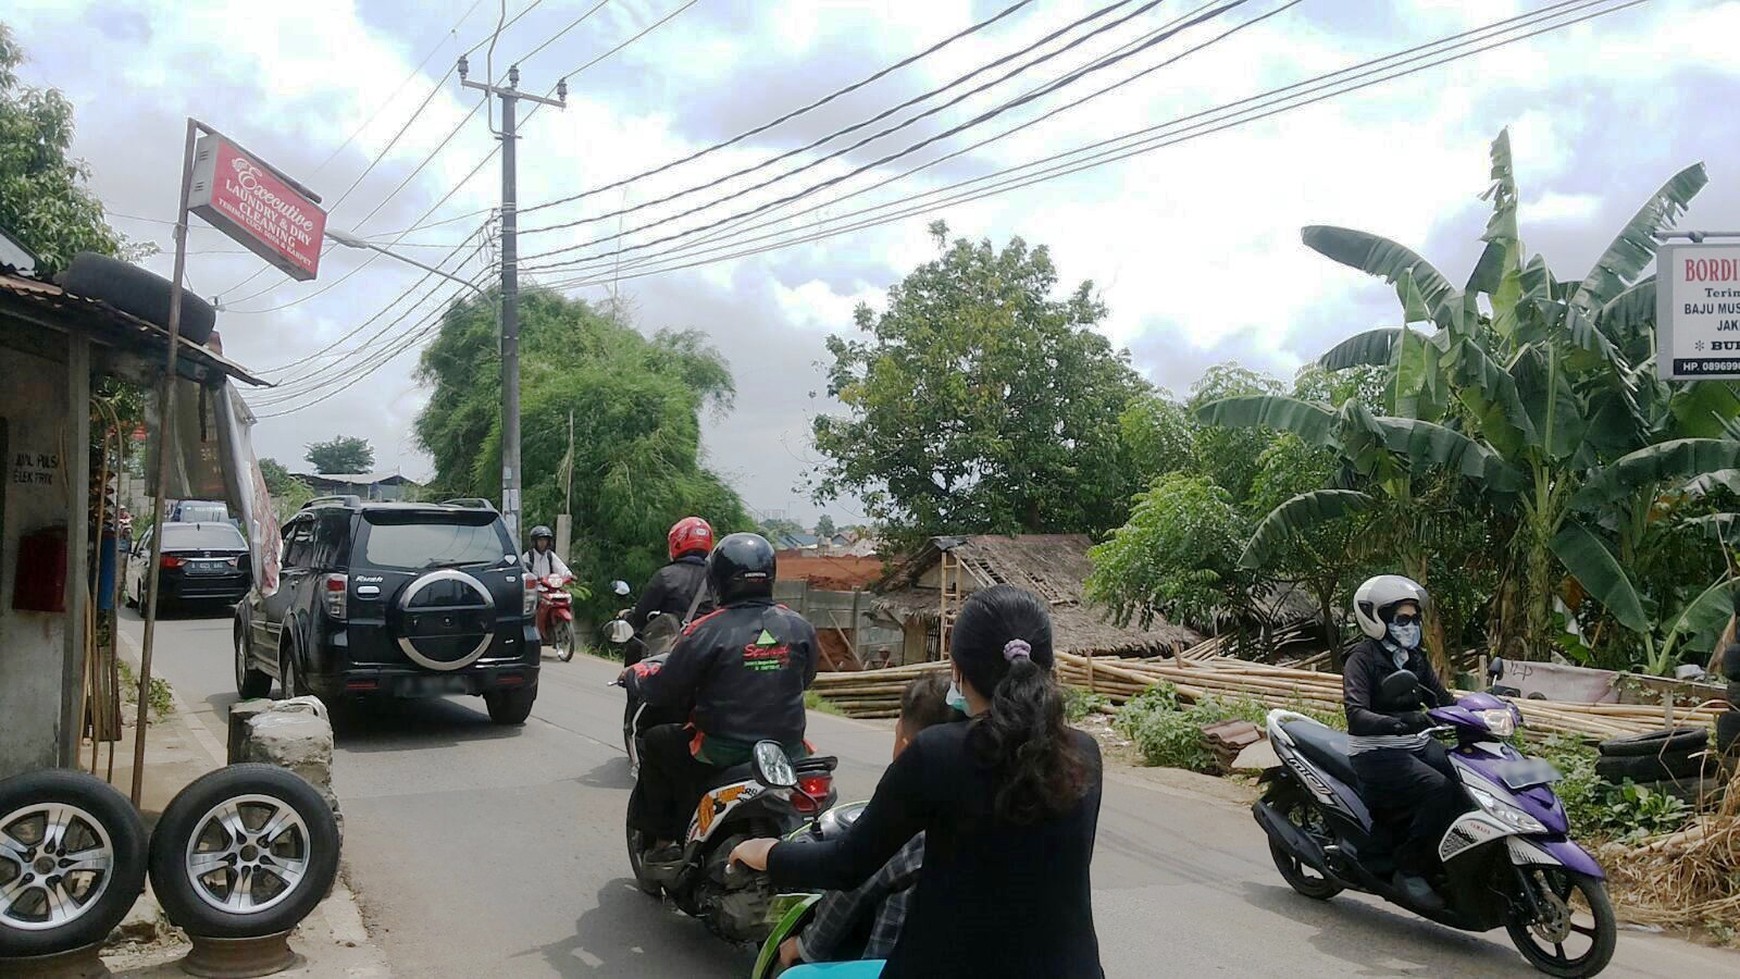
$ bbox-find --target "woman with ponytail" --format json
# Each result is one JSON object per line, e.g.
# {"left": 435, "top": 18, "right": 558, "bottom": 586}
{"left": 732, "top": 585, "right": 1103, "bottom": 978}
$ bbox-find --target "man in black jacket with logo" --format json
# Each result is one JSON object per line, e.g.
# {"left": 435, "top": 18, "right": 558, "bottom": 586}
{"left": 625, "top": 532, "right": 819, "bottom": 856}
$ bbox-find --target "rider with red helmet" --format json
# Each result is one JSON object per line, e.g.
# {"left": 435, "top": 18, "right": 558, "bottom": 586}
{"left": 625, "top": 517, "right": 716, "bottom": 663}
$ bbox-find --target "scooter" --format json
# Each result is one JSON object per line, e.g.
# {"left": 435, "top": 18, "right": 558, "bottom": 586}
{"left": 749, "top": 801, "right": 870, "bottom": 979}
{"left": 533, "top": 573, "right": 577, "bottom": 662}
{"left": 1253, "top": 663, "right": 1617, "bottom": 978}
{"left": 612, "top": 662, "right": 841, "bottom": 944}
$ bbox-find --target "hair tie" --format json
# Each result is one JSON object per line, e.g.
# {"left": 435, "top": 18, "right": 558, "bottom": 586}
{"left": 1002, "top": 639, "right": 1032, "bottom": 662}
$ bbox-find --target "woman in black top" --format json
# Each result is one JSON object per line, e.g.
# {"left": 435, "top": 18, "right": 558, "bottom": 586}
{"left": 731, "top": 585, "right": 1104, "bottom": 978}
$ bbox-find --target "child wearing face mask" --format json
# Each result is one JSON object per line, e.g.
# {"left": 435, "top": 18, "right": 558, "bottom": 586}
{"left": 1342, "top": 580, "right": 1461, "bottom": 910}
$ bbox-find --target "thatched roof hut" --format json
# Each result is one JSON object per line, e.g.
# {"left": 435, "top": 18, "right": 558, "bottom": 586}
{"left": 871, "top": 534, "right": 1200, "bottom": 660}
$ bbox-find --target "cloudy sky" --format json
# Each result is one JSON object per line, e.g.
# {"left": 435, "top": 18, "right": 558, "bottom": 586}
{"left": 8, "top": 0, "right": 1740, "bottom": 526}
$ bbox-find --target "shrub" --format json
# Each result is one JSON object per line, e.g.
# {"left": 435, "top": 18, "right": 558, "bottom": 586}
{"left": 1529, "top": 735, "right": 1693, "bottom": 842}
{"left": 1063, "top": 687, "right": 1111, "bottom": 722}
{"left": 1115, "top": 683, "right": 1274, "bottom": 773}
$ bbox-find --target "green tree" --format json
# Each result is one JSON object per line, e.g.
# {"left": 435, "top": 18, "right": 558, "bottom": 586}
{"left": 758, "top": 517, "right": 806, "bottom": 543}
{"left": 304, "top": 435, "right": 374, "bottom": 474}
{"left": 1201, "top": 131, "right": 1740, "bottom": 672}
{"left": 811, "top": 222, "right": 1150, "bottom": 552}
{"left": 0, "top": 24, "right": 134, "bottom": 274}
{"left": 414, "top": 287, "right": 747, "bottom": 614}
{"left": 814, "top": 514, "right": 837, "bottom": 538}
{"left": 257, "top": 457, "right": 313, "bottom": 521}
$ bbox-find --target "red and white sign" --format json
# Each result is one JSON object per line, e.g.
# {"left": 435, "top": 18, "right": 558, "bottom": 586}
{"left": 189, "top": 134, "right": 325, "bottom": 281}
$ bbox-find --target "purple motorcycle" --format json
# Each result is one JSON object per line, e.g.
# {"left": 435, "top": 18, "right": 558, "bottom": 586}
{"left": 1254, "top": 664, "right": 1615, "bottom": 977}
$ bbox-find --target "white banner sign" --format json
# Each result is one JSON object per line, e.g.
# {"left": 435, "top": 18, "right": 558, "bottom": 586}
{"left": 1657, "top": 243, "right": 1740, "bottom": 380}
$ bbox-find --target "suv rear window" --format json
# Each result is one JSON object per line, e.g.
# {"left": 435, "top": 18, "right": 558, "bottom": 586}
{"left": 361, "top": 514, "right": 513, "bottom": 571}
{"left": 163, "top": 523, "right": 247, "bottom": 549}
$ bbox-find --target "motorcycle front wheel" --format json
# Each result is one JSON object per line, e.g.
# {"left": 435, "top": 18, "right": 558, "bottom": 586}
{"left": 1503, "top": 867, "right": 1615, "bottom": 978}
{"left": 553, "top": 621, "right": 576, "bottom": 662}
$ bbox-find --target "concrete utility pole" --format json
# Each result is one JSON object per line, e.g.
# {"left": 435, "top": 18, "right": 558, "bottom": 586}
{"left": 459, "top": 56, "right": 565, "bottom": 545}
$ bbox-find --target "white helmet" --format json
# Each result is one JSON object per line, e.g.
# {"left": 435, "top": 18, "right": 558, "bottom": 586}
{"left": 1353, "top": 575, "right": 1429, "bottom": 640}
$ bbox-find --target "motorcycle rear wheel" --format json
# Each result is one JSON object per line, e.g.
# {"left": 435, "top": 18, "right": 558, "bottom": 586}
{"left": 624, "top": 786, "right": 662, "bottom": 897}
{"left": 1266, "top": 790, "right": 1342, "bottom": 900}
{"left": 1503, "top": 868, "right": 1615, "bottom": 978}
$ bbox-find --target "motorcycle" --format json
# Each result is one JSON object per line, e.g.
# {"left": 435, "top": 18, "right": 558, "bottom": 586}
{"left": 1253, "top": 661, "right": 1616, "bottom": 978}
{"left": 611, "top": 661, "right": 840, "bottom": 945}
{"left": 750, "top": 801, "right": 870, "bottom": 979}
{"left": 533, "top": 573, "right": 577, "bottom": 662}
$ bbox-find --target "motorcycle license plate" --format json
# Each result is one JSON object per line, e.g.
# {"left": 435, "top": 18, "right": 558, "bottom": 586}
{"left": 1494, "top": 758, "right": 1561, "bottom": 789}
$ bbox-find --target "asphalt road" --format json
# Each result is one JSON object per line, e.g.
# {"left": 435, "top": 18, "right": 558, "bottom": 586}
{"left": 122, "top": 606, "right": 1740, "bottom": 978}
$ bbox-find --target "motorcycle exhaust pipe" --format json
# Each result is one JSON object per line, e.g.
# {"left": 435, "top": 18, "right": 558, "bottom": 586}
{"left": 1252, "top": 799, "right": 1335, "bottom": 880}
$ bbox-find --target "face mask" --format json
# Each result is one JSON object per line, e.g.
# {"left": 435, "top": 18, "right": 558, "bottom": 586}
{"left": 946, "top": 679, "right": 969, "bottom": 714}
{"left": 1387, "top": 621, "right": 1422, "bottom": 650}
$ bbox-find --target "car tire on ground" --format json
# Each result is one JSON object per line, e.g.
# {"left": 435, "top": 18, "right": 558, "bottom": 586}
{"left": 234, "top": 622, "right": 271, "bottom": 699}
{"left": 57, "top": 252, "right": 218, "bottom": 345}
{"left": 1594, "top": 750, "right": 1705, "bottom": 783}
{"left": 0, "top": 769, "right": 148, "bottom": 957}
{"left": 1720, "top": 643, "right": 1740, "bottom": 682}
{"left": 1725, "top": 680, "right": 1740, "bottom": 709}
{"left": 1716, "top": 711, "right": 1740, "bottom": 760}
{"left": 484, "top": 687, "right": 536, "bottom": 725}
{"left": 1596, "top": 727, "right": 1707, "bottom": 758}
{"left": 147, "top": 764, "right": 340, "bottom": 939}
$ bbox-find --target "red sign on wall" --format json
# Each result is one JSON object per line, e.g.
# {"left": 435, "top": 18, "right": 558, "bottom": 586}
{"left": 188, "top": 135, "right": 325, "bottom": 281}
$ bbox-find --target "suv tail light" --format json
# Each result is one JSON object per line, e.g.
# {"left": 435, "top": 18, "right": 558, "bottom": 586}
{"left": 792, "top": 772, "right": 833, "bottom": 815}
{"left": 322, "top": 573, "right": 348, "bottom": 621}
{"left": 523, "top": 574, "right": 538, "bottom": 616}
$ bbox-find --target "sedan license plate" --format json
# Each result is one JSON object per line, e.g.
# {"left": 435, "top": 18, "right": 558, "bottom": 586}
{"left": 187, "top": 559, "right": 228, "bottom": 575}
{"left": 1495, "top": 757, "right": 1562, "bottom": 790}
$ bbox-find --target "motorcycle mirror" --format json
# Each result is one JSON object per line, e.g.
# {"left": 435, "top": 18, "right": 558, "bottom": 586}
{"left": 751, "top": 741, "right": 798, "bottom": 789}
{"left": 1488, "top": 656, "right": 1506, "bottom": 681}
{"left": 1378, "top": 669, "right": 1421, "bottom": 710}
{"left": 612, "top": 579, "right": 631, "bottom": 597}
{"left": 602, "top": 619, "right": 634, "bottom": 644}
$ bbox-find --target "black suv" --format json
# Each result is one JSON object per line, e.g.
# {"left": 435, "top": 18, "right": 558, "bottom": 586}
{"left": 233, "top": 496, "right": 540, "bottom": 724}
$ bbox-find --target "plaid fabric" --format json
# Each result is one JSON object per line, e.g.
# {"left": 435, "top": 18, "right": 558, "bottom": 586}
{"left": 797, "top": 834, "right": 924, "bottom": 963}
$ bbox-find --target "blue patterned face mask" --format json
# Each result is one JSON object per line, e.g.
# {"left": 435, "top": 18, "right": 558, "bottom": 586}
{"left": 1387, "top": 621, "right": 1422, "bottom": 650}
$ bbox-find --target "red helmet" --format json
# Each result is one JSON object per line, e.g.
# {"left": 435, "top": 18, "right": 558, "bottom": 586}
{"left": 667, "top": 517, "right": 715, "bottom": 560}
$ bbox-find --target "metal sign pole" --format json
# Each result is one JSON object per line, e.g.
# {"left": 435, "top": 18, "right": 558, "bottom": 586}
{"left": 131, "top": 117, "right": 199, "bottom": 806}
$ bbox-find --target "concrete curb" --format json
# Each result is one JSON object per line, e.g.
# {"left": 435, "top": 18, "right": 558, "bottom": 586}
{"left": 110, "top": 630, "right": 390, "bottom": 977}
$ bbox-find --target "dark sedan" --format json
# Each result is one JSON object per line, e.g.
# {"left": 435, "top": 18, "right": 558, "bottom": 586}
{"left": 125, "top": 521, "right": 251, "bottom": 612}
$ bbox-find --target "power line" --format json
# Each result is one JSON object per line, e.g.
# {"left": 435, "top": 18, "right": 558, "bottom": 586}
{"left": 513, "top": 0, "right": 611, "bottom": 66}
{"left": 550, "top": 0, "right": 703, "bottom": 80}
{"left": 518, "top": 0, "right": 1250, "bottom": 270}
{"left": 533, "top": 0, "right": 1647, "bottom": 291}
{"left": 517, "top": 0, "right": 1041, "bottom": 217}
{"left": 517, "top": 0, "right": 1141, "bottom": 238}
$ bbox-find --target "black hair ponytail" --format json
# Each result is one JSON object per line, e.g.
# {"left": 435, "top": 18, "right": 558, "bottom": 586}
{"left": 952, "top": 585, "right": 1092, "bottom": 824}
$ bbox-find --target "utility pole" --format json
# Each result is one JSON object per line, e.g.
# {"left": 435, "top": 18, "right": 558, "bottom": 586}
{"left": 458, "top": 56, "right": 565, "bottom": 545}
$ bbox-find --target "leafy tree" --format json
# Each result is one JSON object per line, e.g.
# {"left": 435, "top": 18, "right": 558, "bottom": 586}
{"left": 0, "top": 24, "right": 136, "bottom": 274}
{"left": 814, "top": 514, "right": 837, "bottom": 538}
{"left": 414, "top": 287, "right": 747, "bottom": 615}
{"left": 811, "top": 222, "right": 1150, "bottom": 553}
{"left": 758, "top": 517, "right": 806, "bottom": 543}
{"left": 304, "top": 435, "right": 375, "bottom": 475}
{"left": 1201, "top": 131, "right": 1739, "bottom": 672}
{"left": 257, "top": 457, "right": 313, "bottom": 521}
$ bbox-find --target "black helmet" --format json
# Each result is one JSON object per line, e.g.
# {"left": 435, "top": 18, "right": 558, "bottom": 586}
{"left": 529, "top": 525, "right": 554, "bottom": 542}
{"left": 707, "top": 533, "right": 777, "bottom": 605}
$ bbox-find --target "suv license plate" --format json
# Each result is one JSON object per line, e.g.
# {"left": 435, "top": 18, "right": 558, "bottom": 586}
{"left": 401, "top": 675, "right": 469, "bottom": 697}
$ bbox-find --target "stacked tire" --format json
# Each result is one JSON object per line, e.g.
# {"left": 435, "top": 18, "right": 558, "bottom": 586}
{"left": 1719, "top": 643, "right": 1740, "bottom": 766}
{"left": 1595, "top": 726, "right": 1713, "bottom": 804}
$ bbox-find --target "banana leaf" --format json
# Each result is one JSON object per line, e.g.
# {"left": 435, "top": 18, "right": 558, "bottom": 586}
{"left": 1194, "top": 395, "right": 1337, "bottom": 446}
{"left": 1301, "top": 226, "right": 1456, "bottom": 329}
{"left": 1319, "top": 328, "right": 1402, "bottom": 371}
{"left": 1373, "top": 417, "right": 1523, "bottom": 492}
{"left": 1442, "top": 335, "right": 1535, "bottom": 456}
{"left": 1684, "top": 469, "right": 1740, "bottom": 498}
{"left": 1669, "top": 382, "right": 1740, "bottom": 439}
{"left": 1574, "top": 164, "right": 1708, "bottom": 314}
{"left": 1574, "top": 438, "right": 1740, "bottom": 509}
{"left": 1658, "top": 575, "right": 1736, "bottom": 651}
{"left": 1550, "top": 521, "right": 1649, "bottom": 633}
{"left": 1238, "top": 490, "right": 1376, "bottom": 569}
{"left": 1596, "top": 278, "right": 1657, "bottom": 359}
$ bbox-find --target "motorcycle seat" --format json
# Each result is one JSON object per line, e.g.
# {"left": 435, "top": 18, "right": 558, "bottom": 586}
{"left": 707, "top": 763, "right": 756, "bottom": 789}
{"left": 1281, "top": 720, "right": 1360, "bottom": 790}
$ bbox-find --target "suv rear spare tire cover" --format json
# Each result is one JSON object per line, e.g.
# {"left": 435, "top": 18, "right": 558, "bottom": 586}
{"left": 394, "top": 569, "right": 496, "bottom": 671}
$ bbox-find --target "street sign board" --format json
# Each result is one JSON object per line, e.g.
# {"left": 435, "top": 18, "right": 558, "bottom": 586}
{"left": 188, "top": 134, "right": 325, "bottom": 281}
{"left": 1657, "top": 243, "right": 1740, "bottom": 379}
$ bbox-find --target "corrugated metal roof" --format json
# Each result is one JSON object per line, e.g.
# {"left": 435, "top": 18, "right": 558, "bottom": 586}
{"left": 0, "top": 272, "right": 268, "bottom": 386}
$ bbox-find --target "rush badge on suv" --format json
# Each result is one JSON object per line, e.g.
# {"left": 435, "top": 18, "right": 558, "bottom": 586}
{"left": 233, "top": 497, "right": 540, "bottom": 724}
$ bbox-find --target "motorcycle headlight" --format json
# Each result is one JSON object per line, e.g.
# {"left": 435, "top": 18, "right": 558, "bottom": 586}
{"left": 1465, "top": 784, "right": 1548, "bottom": 835}
{"left": 1477, "top": 708, "right": 1517, "bottom": 739}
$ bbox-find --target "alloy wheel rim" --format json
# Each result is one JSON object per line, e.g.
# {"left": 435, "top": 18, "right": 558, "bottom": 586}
{"left": 1518, "top": 869, "right": 1600, "bottom": 966}
{"left": 0, "top": 802, "right": 115, "bottom": 931}
{"left": 184, "top": 794, "right": 311, "bottom": 915}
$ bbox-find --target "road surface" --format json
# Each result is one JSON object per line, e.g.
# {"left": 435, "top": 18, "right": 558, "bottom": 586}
{"left": 122, "top": 607, "right": 1739, "bottom": 978}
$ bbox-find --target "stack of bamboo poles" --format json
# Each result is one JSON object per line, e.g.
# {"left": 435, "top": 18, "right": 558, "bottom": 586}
{"left": 813, "top": 652, "right": 1727, "bottom": 741}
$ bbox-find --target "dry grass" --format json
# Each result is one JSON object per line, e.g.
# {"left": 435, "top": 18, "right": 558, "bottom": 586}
{"left": 1599, "top": 763, "right": 1740, "bottom": 937}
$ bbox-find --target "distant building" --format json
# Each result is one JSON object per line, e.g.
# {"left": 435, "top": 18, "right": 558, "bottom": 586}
{"left": 294, "top": 470, "right": 422, "bottom": 502}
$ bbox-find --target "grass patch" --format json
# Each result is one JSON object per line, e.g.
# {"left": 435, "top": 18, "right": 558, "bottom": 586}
{"left": 805, "top": 690, "right": 845, "bottom": 716}
{"left": 116, "top": 659, "right": 175, "bottom": 720}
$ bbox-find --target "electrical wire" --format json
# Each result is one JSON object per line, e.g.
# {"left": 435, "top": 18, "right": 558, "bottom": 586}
{"left": 517, "top": 0, "right": 1142, "bottom": 238}
{"left": 552, "top": 0, "right": 704, "bottom": 80}
{"left": 513, "top": 0, "right": 611, "bottom": 66}
{"left": 518, "top": 0, "right": 1249, "bottom": 269}
{"left": 533, "top": 0, "right": 1648, "bottom": 291}
{"left": 517, "top": 0, "right": 1041, "bottom": 216}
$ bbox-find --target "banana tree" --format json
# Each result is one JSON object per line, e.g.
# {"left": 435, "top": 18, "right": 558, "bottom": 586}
{"left": 1204, "top": 130, "right": 1740, "bottom": 670}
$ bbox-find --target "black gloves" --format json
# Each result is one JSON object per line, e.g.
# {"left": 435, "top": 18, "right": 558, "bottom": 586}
{"left": 1395, "top": 711, "right": 1433, "bottom": 733}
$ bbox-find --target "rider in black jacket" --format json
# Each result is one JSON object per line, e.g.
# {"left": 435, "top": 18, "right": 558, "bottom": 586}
{"left": 626, "top": 533, "right": 819, "bottom": 854}
{"left": 625, "top": 517, "right": 715, "bottom": 665}
{"left": 1343, "top": 574, "right": 1462, "bottom": 910}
